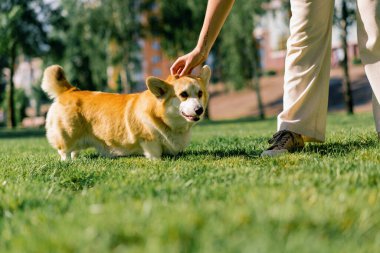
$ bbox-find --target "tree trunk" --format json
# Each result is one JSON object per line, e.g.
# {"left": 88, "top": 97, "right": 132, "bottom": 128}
{"left": 252, "top": 64, "right": 265, "bottom": 119}
{"left": 341, "top": 0, "right": 354, "bottom": 114}
{"left": 122, "top": 61, "right": 130, "bottom": 94}
{"left": 7, "top": 44, "right": 17, "bottom": 128}
{"left": 251, "top": 38, "right": 265, "bottom": 120}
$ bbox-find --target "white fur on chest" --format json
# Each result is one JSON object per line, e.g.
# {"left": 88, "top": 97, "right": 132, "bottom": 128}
{"left": 161, "top": 131, "right": 191, "bottom": 155}
{"left": 140, "top": 115, "right": 192, "bottom": 156}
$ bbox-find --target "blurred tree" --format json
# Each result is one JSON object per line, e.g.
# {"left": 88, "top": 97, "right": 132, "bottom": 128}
{"left": 0, "top": 56, "right": 7, "bottom": 111}
{"left": 49, "top": 0, "right": 101, "bottom": 91}
{"left": 98, "top": 0, "right": 141, "bottom": 93}
{"left": 218, "top": 1, "right": 266, "bottom": 118}
{"left": 51, "top": 0, "right": 142, "bottom": 92}
{"left": 145, "top": 0, "right": 207, "bottom": 57}
{"left": 14, "top": 88, "right": 28, "bottom": 124}
{"left": 0, "top": 0, "right": 52, "bottom": 128}
{"left": 336, "top": 0, "right": 356, "bottom": 114}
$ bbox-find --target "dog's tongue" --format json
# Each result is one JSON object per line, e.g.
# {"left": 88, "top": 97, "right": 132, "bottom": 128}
{"left": 182, "top": 112, "right": 199, "bottom": 121}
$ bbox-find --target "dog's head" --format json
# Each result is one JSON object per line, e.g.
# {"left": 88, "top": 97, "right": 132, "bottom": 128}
{"left": 146, "top": 65, "right": 211, "bottom": 127}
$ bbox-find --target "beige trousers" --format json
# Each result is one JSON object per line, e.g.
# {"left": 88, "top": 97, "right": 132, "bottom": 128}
{"left": 278, "top": 0, "right": 380, "bottom": 142}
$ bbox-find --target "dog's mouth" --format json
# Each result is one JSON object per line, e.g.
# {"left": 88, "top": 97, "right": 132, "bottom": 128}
{"left": 181, "top": 112, "right": 200, "bottom": 122}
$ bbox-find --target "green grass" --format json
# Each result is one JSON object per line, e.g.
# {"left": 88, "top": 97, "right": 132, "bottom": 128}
{"left": 1, "top": 113, "right": 380, "bottom": 253}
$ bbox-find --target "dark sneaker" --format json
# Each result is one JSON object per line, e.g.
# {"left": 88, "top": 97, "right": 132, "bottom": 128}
{"left": 261, "top": 130, "right": 304, "bottom": 157}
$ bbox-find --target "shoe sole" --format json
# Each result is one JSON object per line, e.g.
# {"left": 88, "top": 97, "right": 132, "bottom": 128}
{"left": 261, "top": 149, "right": 289, "bottom": 157}
{"left": 260, "top": 146, "right": 304, "bottom": 158}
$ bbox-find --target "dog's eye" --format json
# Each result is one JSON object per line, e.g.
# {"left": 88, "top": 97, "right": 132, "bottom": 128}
{"left": 198, "top": 90, "right": 203, "bottom": 98}
{"left": 180, "top": 91, "right": 188, "bottom": 98}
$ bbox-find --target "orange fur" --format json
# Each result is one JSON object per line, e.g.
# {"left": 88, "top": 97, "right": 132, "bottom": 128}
{"left": 42, "top": 65, "right": 211, "bottom": 160}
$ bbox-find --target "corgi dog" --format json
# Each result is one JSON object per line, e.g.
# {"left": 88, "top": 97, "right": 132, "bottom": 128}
{"left": 41, "top": 65, "right": 211, "bottom": 160}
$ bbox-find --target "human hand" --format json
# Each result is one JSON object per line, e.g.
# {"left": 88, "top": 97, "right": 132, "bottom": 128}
{"left": 170, "top": 48, "right": 208, "bottom": 77}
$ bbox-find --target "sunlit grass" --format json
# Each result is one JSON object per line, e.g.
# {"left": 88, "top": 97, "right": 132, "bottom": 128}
{"left": 0, "top": 113, "right": 379, "bottom": 253}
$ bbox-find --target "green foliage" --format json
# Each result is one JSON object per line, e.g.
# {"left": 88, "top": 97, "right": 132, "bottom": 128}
{"left": 31, "top": 83, "right": 48, "bottom": 117}
{"left": 148, "top": 0, "right": 207, "bottom": 57}
{"left": 1, "top": 88, "right": 28, "bottom": 126}
{"left": 0, "top": 57, "right": 6, "bottom": 105}
{"left": 48, "top": 1, "right": 101, "bottom": 90}
{"left": 14, "top": 88, "right": 28, "bottom": 124}
{"left": 218, "top": 1, "right": 265, "bottom": 90}
{"left": 0, "top": 0, "right": 56, "bottom": 128}
{"left": 46, "top": 0, "right": 142, "bottom": 91}
{"left": 264, "top": 69, "right": 277, "bottom": 76}
{"left": 333, "top": 0, "right": 356, "bottom": 26}
{"left": 0, "top": 0, "right": 51, "bottom": 59}
{"left": 352, "top": 57, "right": 362, "bottom": 65}
{"left": 1, "top": 113, "right": 380, "bottom": 252}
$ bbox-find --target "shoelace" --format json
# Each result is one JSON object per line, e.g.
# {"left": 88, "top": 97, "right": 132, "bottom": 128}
{"left": 268, "top": 130, "right": 294, "bottom": 149}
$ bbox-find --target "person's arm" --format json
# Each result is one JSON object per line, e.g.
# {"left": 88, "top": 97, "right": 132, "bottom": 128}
{"left": 170, "top": 0, "right": 235, "bottom": 76}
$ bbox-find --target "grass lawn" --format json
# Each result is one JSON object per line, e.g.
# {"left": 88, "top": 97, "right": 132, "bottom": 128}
{"left": 0, "top": 113, "right": 379, "bottom": 253}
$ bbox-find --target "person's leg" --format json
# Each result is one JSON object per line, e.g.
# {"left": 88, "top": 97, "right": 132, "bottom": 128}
{"left": 356, "top": 0, "right": 380, "bottom": 133}
{"left": 262, "top": 0, "right": 335, "bottom": 157}
{"left": 372, "top": 95, "right": 380, "bottom": 134}
{"left": 277, "top": 0, "right": 335, "bottom": 142}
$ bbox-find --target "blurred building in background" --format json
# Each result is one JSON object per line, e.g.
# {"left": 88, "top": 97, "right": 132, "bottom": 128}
{"left": 140, "top": 1, "right": 171, "bottom": 81}
{"left": 142, "top": 39, "right": 171, "bottom": 80}
{"left": 255, "top": 0, "right": 289, "bottom": 72}
{"left": 255, "top": 0, "right": 358, "bottom": 72}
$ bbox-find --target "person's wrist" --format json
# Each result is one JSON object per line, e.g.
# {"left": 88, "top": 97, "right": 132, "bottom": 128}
{"left": 194, "top": 46, "right": 209, "bottom": 61}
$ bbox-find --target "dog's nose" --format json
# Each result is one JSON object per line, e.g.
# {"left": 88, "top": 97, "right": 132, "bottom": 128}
{"left": 195, "top": 107, "right": 204, "bottom": 116}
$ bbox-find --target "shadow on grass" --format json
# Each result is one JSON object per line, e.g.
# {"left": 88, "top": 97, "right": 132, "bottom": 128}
{"left": 80, "top": 149, "right": 262, "bottom": 160}
{"left": 58, "top": 171, "right": 98, "bottom": 191}
{"left": 182, "top": 139, "right": 377, "bottom": 158}
{"left": 180, "top": 148, "right": 262, "bottom": 158}
{"left": 0, "top": 128, "right": 45, "bottom": 139}
{"left": 33, "top": 161, "right": 102, "bottom": 191}
{"left": 81, "top": 152, "right": 145, "bottom": 161}
{"left": 82, "top": 153, "right": 103, "bottom": 159}
{"left": 304, "top": 138, "right": 378, "bottom": 156}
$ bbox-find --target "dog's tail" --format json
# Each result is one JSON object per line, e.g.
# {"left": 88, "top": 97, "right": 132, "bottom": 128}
{"left": 41, "top": 65, "right": 75, "bottom": 99}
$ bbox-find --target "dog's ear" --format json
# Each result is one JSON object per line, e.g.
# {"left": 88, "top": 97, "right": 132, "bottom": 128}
{"left": 199, "top": 65, "right": 211, "bottom": 85}
{"left": 146, "top": 77, "right": 172, "bottom": 99}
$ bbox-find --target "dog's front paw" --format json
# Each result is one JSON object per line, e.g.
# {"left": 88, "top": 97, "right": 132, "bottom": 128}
{"left": 140, "top": 141, "right": 162, "bottom": 160}
{"left": 144, "top": 153, "right": 162, "bottom": 160}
